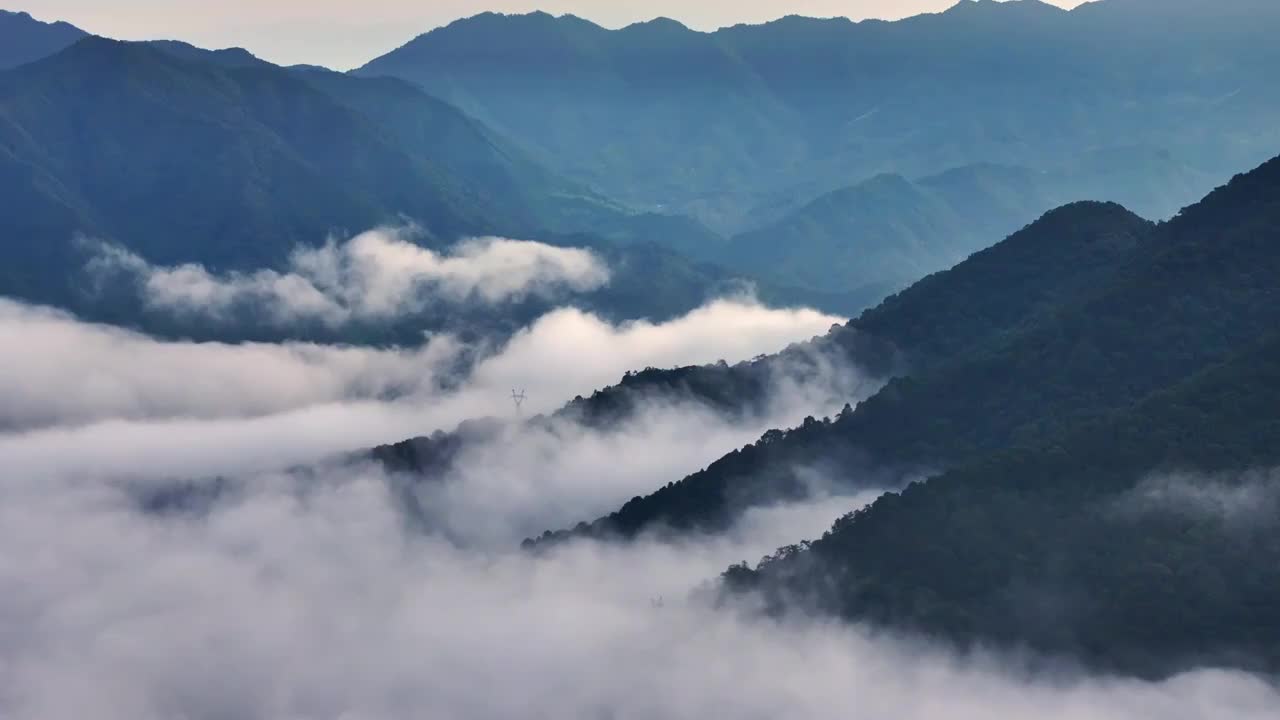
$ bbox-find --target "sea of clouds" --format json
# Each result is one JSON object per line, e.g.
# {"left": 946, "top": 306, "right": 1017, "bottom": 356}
{"left": 3, "top": 233, "right": 1276, "bottom": 719}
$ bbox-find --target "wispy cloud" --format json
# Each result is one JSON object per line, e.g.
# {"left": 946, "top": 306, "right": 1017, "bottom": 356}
{"left": 2, "top": 454, "right": 1274, "bottom": 720}
{"left": 87, "top": 227, "right": 610, "bottom": 326}
{"left": 1116, "top": 468, "right": 1280, "bottom": 531}
{"left": 0, "top": 296, "right": 845, "bottom": 482}
{"left": 3, "top": 272, "right": 1272, "bottom": 718}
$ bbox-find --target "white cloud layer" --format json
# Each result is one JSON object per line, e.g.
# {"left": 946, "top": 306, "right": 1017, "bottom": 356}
{"left": 0, "top": 299, "right": 462, "bottom": 430}
{"left": 0, "top": 297, "right": 845, "bottom": 481}
{"left": 2, "top": 286, "right": 1273, "bottom": 719}
{"left": 88, "top": 228, "right": 610, "bottom": 326}
{"left": 1, "top": 457, "right": 1275, "bottom": 720}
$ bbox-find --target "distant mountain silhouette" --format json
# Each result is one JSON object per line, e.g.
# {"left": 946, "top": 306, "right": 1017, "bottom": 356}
{"left": 0, "top": 9, "right": 85, "bottom": 69}
{"left": 725, "top": 152, "right": 1212, "bottom": 293}
{"left": 0, "top": 36, "right": 751, "bottom": 330}
{"left": 7, "top": 2, "right": 1264, "bottom": 321}
{"left": 358, "top": 0, "right": 1280, "bottom": 235}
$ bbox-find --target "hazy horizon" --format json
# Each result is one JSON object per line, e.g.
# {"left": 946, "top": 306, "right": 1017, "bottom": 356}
{"left": 8, "top": 0, "right": 1090, "bottom": 70}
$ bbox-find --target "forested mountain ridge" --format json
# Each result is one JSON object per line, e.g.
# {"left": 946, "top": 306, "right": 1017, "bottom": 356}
{"left": 726, "top": 330, "right": 1280, "bottom": 677}
{"left": 358, "top": 0, "right": 1280, "bottom": 234}
{"left": 847, "top": 201, "right": 1154, "bottom": 369}
{"left": 366, "top": 199, "right": 1150, "bottom": 498}
{"left": 529, "top": 152, "right": 1280, "bottom": 546}
{"left": 522, "top": 199, "right": 1158, "bottom": 544}
{"left": 369, "top": 320, "right": 899, "bottom": 483}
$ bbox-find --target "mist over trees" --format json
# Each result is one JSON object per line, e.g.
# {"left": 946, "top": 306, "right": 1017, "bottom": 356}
{"left": 528, "top": 155, "right": 1280, "bottom": 676}
{"left": 3, "top": 0, "right": 1280, "bottom": 716}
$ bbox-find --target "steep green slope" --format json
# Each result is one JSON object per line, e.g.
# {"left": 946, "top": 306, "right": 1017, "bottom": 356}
{"left": 728, "top": 331, "right": 1280, "bottom": 677}
{"left": 841, "top": 154, "right": 1280, "bottom": 468}
{"left": 534, "top": 153, "right": 1280, "bottom": 543}
{"left": 526, "top": 199, "right": 1157, "bottom": 543}
{"left": 849, "top": 201, "right": 1153, "bottom": 368}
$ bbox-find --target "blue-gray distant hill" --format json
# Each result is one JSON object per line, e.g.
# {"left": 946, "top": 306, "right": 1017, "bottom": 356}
{"left": 724, "top": 152, "right": 1214, "bottom": 294}
{"left": 0, "top": 9, "right": 85, "bottom": 69}
{"left": 358, "top": 0, "right": 1280, "bottom": 235}
{"left": 0, "top": 36, "right": 800, "bottom": 341}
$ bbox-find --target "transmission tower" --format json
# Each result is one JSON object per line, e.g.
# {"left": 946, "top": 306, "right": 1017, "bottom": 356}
{"left": 511, "top": 389, "right": 527, "bottom": 416}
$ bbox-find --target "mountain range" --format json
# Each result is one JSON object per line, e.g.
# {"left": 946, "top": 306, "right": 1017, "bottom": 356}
{"left": 0, "top": 35, "right": 767, "bottom": 336}
{"left": 5, "top": 0, "right": 1275, "bottom": 329}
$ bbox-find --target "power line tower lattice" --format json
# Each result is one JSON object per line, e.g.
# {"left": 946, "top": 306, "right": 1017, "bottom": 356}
{"left": 511, "top": 389, "right": 527, "bottom": 417}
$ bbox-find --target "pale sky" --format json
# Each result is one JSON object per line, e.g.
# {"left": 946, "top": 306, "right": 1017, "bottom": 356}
{"left": 11, "top": 0, "right": 1087, "bottom": 70}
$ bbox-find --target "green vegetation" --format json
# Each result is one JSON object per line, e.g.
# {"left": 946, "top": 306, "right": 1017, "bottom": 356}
{"left": 530, "top": 196, "right": 1163, "bottom": 542}
{"left": 524, "top": 151, "right": 1280, "bottom": 676}
{"left": 729, "top": 332, "right": 1280, "bottom": 677}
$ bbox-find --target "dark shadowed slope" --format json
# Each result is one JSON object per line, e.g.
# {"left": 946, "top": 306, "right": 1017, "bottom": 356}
{"left": 0, "top": 36, "right": 482, "bottom": 303}
{"left": 728, "top": 330, "right": 1280, "bottom": 678}
{"left": 533, "top": 152, "right": 1280, "bottom": 543}
{"left": 525, "top": 198, "right": 1158, "bottom": 543}
{"left": 0, "top": 10, "right": 85, "bottom": 69}
{"left": 849, "top": 201, "right": 1154, "bottom": 368}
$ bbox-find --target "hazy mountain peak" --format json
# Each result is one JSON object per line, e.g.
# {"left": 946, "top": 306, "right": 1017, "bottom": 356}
{"left": 621, "top": 17, "right": 692, "bottom": 33}
{"left": 944, "top": 0, "right": 1065, "bottom": 13}
{"left": 860, "top": 172, "right": 918, "bottom": 191}
{"left": 368, "top": 9, "right": 609, "bottom": 66}
{"left": 0, "top": 7, "right": 88, "bottom": 69}
{"left": 148, "top": 39, "right": 267, "bottom": 69}
{"left": 0, "top": 8, "right": 84, "bottom": 36}
{"left": 768, "top": 14, "right": 856, "bottom": 27}
{"left": 442, "top": 9, "right": 601, "bottom": 33}
{"left": 46, "top": 35, "right": 157, "bottom": 66}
